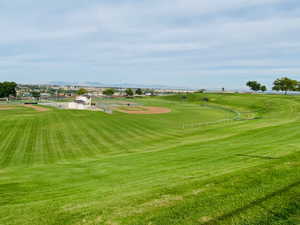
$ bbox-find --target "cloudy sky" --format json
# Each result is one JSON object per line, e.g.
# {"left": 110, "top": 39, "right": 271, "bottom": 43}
{"left": 0, "top": 0, "right": 299, "bottom": 89}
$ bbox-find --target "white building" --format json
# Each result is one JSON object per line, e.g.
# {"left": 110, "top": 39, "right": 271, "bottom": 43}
{"left": 75, "top": 95, "right": 91, "bottom": 105}
{"left": 65, "top": 95, "right": 92, "bottom": 110}
{"left": 67, "top": 102, "right": 87, "bottom": 110}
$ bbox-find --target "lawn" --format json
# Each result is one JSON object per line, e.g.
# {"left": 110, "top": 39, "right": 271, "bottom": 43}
{"left": 0, "top": 93, "right": 299, "bottom": 225}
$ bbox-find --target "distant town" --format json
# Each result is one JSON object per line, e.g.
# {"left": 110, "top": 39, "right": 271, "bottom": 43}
{"left": 2, "top": 76, "right": 300, "bottom": 102}
{"left": 12, "top": 83, "right": 198, "bottom": 101}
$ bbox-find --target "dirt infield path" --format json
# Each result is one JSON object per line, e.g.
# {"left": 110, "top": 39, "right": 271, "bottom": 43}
{"left": 0, "top": 106, "right": 14, "bottom": 110}
{"left": 117, "top": 106, "right": 171, "bottom": 114}
{"left": 23, "top": 105, "right": 50, "bottom": 112}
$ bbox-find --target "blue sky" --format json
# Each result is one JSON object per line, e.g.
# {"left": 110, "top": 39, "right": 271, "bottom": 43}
{"left": 0, "top": 0, "right": 300, "bottom": 89}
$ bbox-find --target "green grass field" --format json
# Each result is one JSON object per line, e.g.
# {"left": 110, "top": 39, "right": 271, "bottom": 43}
{"left": 0, "top": 93, "right": 299, "bottom": 225}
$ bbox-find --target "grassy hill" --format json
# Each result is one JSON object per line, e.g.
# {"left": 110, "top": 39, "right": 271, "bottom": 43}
{"left": 0, "top": 93, "right": 299, "bottom": 225}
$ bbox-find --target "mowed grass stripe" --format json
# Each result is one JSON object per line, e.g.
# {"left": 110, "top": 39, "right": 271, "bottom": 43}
{"left": 119, "top": 117, "right": 180, "bottom": 143}
{"left": 40, "top": 114, "right": 55, "bottom": 164}
{"left": 0, "top": 120, "right": 17, "bottom": 162}
{"left": 59, "top": 110, "right": 91, "bottom": 157}
{"left": 107, "top": 114, "right": 187, "bottom": 151}
{"left": 67, "top": 114, "right": 109, "bottom": 154}
{"left": 56, "top": 111, "right": 86, "bottom": 160}
{"left": 110, "top": 117, "right": 158, "bottom": 141}
{"left": 81, "top": 116, "right": 117, "bottom": 153}
{"left": 46, "top": 112, "right": 65, "bottom": 163}
{"left": 51, "top": 111, "right": 73, "bottom": 161}
{"left": 65, "top": 110, "right": 100, "bottom": 157}
{"left": 10, "top": 119, "right": 32, "bottom": 167}
{"left": 0, "top": 119, "right": 27, "bottom": 167}
{"left": 22, "top": 117, "right": 40, "bottom": 166}
{"left": 33, "top": 116, "right": 47, "bottom": 165}
{"left": 84, "top": 116, "right": 131, "bottom": 153}
{"left": 105, "top": 117, "right": 157, "bottom": 148}
{"left": 99, "top": 116, "right": 140, "bottom": 149}
{"left": 67, "top": 110, "right": 123, "bottom": 155}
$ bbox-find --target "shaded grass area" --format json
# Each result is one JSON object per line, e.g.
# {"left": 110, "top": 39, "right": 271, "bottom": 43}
{"left": 0, "top": 93, "right": 300, "bottom": 225}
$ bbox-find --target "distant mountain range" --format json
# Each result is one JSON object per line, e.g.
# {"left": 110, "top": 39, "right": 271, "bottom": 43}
{"left": 47, "top": 81, "right": 196, "bottom": 90}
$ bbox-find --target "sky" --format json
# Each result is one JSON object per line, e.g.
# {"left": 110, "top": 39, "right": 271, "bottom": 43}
{"left": 0, "top": 0, "right": 300, "bottom": 89}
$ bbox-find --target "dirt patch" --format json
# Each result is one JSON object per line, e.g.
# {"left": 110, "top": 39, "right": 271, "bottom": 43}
{"left": 117, "top": 106, "right": 146, "bottom": 111}
{"left": 116, "top": 106, "right": 171, "bottom": 114}
{"left": 0, "top": 106, "right": 14, "bottom": 110}
{"left": 23, "top": 104, "right": 50, "bottom": 112}
{"left": 199, "top": 216, "right": 213, "bottom": 223}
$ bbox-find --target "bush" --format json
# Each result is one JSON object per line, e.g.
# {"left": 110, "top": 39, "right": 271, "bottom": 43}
{"left": 202, "top": 97, "right": 209, "bottom": 102}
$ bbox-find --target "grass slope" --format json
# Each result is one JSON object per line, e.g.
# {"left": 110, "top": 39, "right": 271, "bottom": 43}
{"left": 0, "top": 94, "right": 299, "bottom": 225}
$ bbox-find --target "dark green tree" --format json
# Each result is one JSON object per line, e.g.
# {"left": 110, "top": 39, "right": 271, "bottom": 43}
{"left": 0, "top": 82, "right": 17, "bottom": 98}
{"left": 135, "top": 88, "right": 143, "bottom": 95}
{"left": 77, "top": 88, "right": 88, "bottom": 95}
{"left": 125, "top": 88, "right": 134, "bottom": 96}
{"left": 196, "top": 89, "right": 206, "bottom": 93}
{"left": 246, "top": 81, "right": 261, "bottom": 92}
{"left": 103, "top": 88, "right": 115, "bottom": 96}
{"left": 31, "top": 91, "right": 41, "bottom": 101}
{"left": 260, "top": 85, "right": 267, "bottom": 92}
{"left": 272, "top": 77, "right": 298, "bottom": 95}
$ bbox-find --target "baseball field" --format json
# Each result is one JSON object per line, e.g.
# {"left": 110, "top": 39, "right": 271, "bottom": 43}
{"left": 0, "top": 93, "right": 299, "bottom": 225}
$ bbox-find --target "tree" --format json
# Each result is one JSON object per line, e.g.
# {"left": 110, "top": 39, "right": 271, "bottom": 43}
{"left": 272, "top": 77, "right": 298, "bottom": 95}
{"left": 260, "top": 85, "right": 267, "bottom": 92}
{"left": 296, "top": 82, "right": 300, "bottom": 92}
{"left": 31, "top": 91, "right": 41, "bottom": 101}
{"left": 77, "top": 88, "right": 88, "bottom": 95}
{"left": 103, "top": 88, "right": 115, "bottom": 96}
{"left": 0, "top": 81, "right": 17, "bottom": 98}
{"left": 196, "top": 89, "right": 206, "bottom": 93}
{"left": 135, "top": 88, "right": 143, "bottom": 95}
{"left": 246, "top": 81, "right": 261, "bottom": 92}
{"left": 125, "top": 88, "right": 134, "bottom": 96}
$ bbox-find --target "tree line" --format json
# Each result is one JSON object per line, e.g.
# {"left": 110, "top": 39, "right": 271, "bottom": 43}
{"left": 77, "top": 88, "right": 144, "bottom": 96}
{"left": 102, "top": 88, "right": 143, "bottom": 96}
{"left": 247, "top": 77, "right": 300, "bottom": 94}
